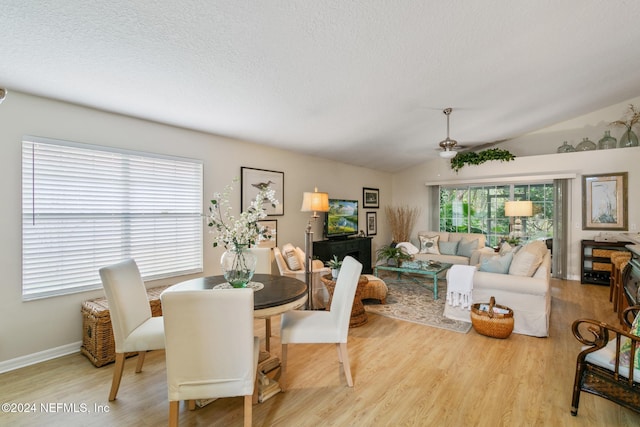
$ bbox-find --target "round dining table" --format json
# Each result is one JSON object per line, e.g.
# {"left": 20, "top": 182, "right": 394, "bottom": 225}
{"left": 164, "top": 273, "right": 308, "bottom": 350}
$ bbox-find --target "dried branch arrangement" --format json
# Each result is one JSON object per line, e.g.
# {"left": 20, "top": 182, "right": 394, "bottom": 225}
{"left": 385, "top": 205, "right": 421, "bottom": 243}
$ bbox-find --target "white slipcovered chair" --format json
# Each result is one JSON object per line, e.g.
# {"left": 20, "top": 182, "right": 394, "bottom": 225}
{"left": 274, "top": 243, "right": 331, "bottom": 308}
{"left": 248, "top": 247, "right": 276, "bottom": 350}
{"left": 280, "top": 256, "right": 363, "bottom": 389}
{"left": 99, "top": 258, "right": 165, "bottom": 401}
{"left": 161, "top": 289, "right": 259, "bottom": 427}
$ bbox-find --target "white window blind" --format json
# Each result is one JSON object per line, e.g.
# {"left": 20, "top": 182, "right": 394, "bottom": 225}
{"left": 22, "top": 136, "right": 203, "bottom": 300}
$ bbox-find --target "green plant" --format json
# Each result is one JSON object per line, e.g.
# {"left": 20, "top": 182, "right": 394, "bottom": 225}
{"left": 325, "top": 255, "right": 342, "bottom": 269}
{"left": 376, "top": 244, "right": 413, "bottom": 266}
{"left": 450, "top": 148, "right": 515, "bottom": 172}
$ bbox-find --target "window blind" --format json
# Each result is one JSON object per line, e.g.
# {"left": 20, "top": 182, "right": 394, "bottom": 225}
{"left": 22, "top": 136, "right": 203, "bottom": 300}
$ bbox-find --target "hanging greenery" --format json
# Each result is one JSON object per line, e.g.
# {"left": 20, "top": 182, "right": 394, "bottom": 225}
{"left": 450, "top": 148, "right": 515, "bottom": 172}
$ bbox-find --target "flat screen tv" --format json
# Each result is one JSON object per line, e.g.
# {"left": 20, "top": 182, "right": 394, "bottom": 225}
{"left": 324, "top": 199, "right": 358, "bottom": 239}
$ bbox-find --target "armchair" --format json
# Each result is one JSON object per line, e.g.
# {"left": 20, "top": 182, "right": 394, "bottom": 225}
{"left": 274, "top": 244, "right": 330, "bottom": 309}
{"left": 571, "top": 305, "right": 640, "bottom": 416}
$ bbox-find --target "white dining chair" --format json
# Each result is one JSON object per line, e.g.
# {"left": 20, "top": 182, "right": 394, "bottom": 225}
{"left": 280, "top": 256, "right": 363, "bottom": 389}
{"left": 99, "top": 258, "right": 165, "bottom": 401}
{"left": 161, "top": 289, "right": 259, "bottom": 427}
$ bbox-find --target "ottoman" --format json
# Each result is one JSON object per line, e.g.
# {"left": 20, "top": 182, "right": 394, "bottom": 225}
{"left": 360, "top": 274, "right": 387, "bottom": 304}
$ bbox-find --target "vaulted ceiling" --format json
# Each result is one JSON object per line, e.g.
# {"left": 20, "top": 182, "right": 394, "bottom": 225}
{"left": 2, "top": 1, "right": 640, "bottom": 172}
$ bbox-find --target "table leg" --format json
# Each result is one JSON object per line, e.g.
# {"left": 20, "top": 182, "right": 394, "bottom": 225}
{"left": 433, "top": 274, "right": 438, "bottom": 300}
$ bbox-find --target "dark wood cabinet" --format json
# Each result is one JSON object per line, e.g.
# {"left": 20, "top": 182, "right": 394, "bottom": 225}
{"left": 313, "top": 237, "right": 372, "bottom": 274}
{"left": 581, "top": 240, "right": 630, "bottom": 285}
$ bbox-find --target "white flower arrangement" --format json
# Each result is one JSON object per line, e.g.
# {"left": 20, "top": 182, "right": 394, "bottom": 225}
{"left": 207, "top": 178, "right": 279, "bottom": 249}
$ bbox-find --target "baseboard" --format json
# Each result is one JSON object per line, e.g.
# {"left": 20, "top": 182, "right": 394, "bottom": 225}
{"left": 0, "top": 341, "right": 81, "bottom": 374}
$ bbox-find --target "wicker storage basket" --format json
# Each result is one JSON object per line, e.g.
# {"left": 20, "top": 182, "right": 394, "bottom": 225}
{"left": 470, "top": 296, "right": 514, "bottom": 339}
{"left": 80, "top": 285, "right": 169, "bottom": 367}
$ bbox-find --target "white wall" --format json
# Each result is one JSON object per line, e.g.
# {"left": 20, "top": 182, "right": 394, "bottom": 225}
{"left": 392, "top": 96, "right": 640, "bottom": 282}
{"left": 0, "top": 91, "right": 391, "bottom": 365}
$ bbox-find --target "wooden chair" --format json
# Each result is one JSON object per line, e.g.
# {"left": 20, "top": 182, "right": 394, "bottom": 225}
{"left": 571, "top": 305, "right": 640, "bottom": 416}
{"left": 99, "top": 259, "right": 165, "bottom": 401}
{"left": 610, "top": 252, "right": 631, "bottom": 311}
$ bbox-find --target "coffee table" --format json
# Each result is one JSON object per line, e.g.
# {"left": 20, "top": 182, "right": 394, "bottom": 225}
{"left": 374, "top": 261, "right": 452, "bottom": 300}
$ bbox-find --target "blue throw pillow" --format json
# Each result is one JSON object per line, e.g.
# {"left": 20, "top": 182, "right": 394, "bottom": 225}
{"left": 439, "top": 241, "right": 459, "bottom": 255}
{"left": 479, "top": 252, "right": 514, "bottom": 274}
{"left": 457, "top": 238, "right": 478, "bottom": 258}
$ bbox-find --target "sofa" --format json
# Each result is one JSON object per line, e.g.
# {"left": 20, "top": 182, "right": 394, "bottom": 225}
{"left": 444, "top": 239, "right": 552, "bottom": 337}
{"left": 398, "top": 231, "right": 494, "bottom": 266}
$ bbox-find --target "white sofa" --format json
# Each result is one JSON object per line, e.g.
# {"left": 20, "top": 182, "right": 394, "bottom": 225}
{"left": 444, "top": 240, "right": 552, "bottom": 337}
{"left": 404, "top": 231, "right": 494, "bottom": 266}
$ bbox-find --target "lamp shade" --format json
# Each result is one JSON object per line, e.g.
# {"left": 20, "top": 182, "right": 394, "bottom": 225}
{"left": 504, "top": 200, "right": 533, "bottom": 217}
{"left": 301, "top": 189, "right": 329, "bottom": 214}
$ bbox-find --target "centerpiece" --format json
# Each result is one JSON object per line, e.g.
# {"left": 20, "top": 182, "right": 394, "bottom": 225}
{"left": 208, "top": 179, "right": 278, "bottom": 287}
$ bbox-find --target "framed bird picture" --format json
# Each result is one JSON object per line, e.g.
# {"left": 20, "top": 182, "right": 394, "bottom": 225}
{"left": 241, "top": 167, "right": 284, "bottom": 216}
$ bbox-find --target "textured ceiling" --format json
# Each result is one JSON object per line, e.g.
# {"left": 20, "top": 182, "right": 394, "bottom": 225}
{"left": 2, "top": 1, "right": 640, "bottom": 172}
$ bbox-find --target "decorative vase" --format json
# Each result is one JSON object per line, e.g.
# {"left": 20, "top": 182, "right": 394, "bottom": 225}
{"left": 556, "top": 141, "right": 575, "bottom": 153}
{"left": 331, "top": 268, "right": 340, "bottom": 279}
{"left": 575, "top": 137, "right": 596, "bottom": 151}
{"left": 618, "top": 129, "right": 639, "bottom": 148}
{"left": 597, "top": 131, "right": 617, "bottom": 150}
{"left": 220, "top": 244, "right": 257, "bottom": 288}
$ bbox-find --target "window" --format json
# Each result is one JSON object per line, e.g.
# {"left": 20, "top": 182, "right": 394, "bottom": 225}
{"left": 439, "top": 183, "right": 554, "bottom": 247}
{"left": 22, "top": 137, "right": 203, "bottom": 300}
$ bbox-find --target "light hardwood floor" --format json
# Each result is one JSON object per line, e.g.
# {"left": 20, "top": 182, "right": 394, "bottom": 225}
{"left": 2, "top": 278, "right": 639, "bottom": 426}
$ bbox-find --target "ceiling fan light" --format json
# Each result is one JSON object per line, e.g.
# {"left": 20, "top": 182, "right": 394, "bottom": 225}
{"left": 439, "top": 149, "right": 457, "bottom": 159}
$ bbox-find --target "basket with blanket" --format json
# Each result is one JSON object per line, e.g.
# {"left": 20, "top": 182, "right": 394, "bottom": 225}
{"left": 470, "top": 296, "right": 514, "bottom": 339}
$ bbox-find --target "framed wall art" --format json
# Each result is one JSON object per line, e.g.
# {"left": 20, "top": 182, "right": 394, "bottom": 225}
{"left": 363, "top": 187, "right": 379, "bottom": 208}
{"left": 256, "top": 220, "right": 277, "bottom": 248}
{"left": 582, "top": 172, "right": 628, "bottom": 230}
{"left": 241, "top": 167, "right": 284, "bottom": 216}
{"left": 366, "top": 211, "right": 377, "bottom": 236}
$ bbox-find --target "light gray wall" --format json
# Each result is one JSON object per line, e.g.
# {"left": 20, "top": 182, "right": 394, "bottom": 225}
{"left": 392, "top": 96, "right": 640, "bottom": 281}
{"left": 0, "top": 91, "right": 391, "bottom": 365}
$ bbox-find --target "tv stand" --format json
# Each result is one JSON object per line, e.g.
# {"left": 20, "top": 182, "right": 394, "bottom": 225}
{"left": 313, "top": 237, "right": 372, "bottom": 274}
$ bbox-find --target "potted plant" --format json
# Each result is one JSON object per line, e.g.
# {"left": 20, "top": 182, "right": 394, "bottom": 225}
{"left": 376, "top": 244, "right": 413, "bottom": 267}
{"left": 326, "top": 255, "right": 343, "bottom": 279}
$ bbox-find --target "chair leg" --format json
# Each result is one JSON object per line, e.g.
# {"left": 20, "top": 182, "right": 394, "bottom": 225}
{"left": 337, "top": 343, "right": 353, "bottom": 387}
{"left": 109, "top": 353, "right": 125, "bottom": 401}
{"left": 169, "top": 400, "right": 179, "bottom": 427}
{"left": 244, "top": 394, "right": 253, "bottom": 427}
{"left": 280, "top": 344, "right": 288, "bottom": 390}
{"left": 265, "top": 318, "right": 271, "bottom": 352}
{"left": 135, "top": 351, "right": 147, "bottom": 373}
{"left": 187, "top": 400, "right": 196, "bottom": 411}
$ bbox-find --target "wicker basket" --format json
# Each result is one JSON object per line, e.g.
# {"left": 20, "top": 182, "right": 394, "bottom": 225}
{"left": 470, "top": 296, "right": 514, "bottom": 339}
{"left": 80, "top": 285, "right": 169, "bottom": 367}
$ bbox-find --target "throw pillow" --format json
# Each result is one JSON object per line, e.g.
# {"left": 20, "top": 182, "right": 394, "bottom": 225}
{"left": 619, "top": 311, "right": 640, "bottom": 368}
{"left": 479, "top": 252, "right": 514, "bottom": 274}
{"left": 396, "top": 241, "right": 419, "bottom": 255}
{"left": 508, "top": 251, "right": 543, "bottom": 277}
{"left": 439, "top": 240, "right": 459, "bottom": 256}
{"left": 457, "top": 238, "right": 478, "bottom": 258}
{"left": 282, "top": 244, "right": 302, "bottom": 271}
{"left": 419, "top": 235, "right": 440, "bottom": 254}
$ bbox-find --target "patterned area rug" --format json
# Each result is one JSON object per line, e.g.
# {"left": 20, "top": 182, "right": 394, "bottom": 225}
{"left": 363, "top": 273, "right": 472, "bottom": 333}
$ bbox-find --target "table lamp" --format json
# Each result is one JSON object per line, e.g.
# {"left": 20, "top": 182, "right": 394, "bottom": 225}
{"left": 301, "top": 187, "right": 329, "bottom": 309}
{"left": 505, "top": 200, "right": 533, "bottom": 239}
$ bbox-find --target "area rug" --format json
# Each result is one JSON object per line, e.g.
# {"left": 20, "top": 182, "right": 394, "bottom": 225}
{"left": 363, "top": 273, "right": 472, "bottom": 333}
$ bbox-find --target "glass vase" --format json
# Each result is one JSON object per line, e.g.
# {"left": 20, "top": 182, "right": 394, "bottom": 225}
{"left": 618, "top": 129, "right": 639, "bottom": 148}
{"left": 556, "top": 141, "right": 575, "bottom": 153}
{"left": 575, "top": 137, "right": 596, "bottom": 151}
{"left": 597, "top": 131, "right": 617, "bottom": 150}
{"left": 220, "top": 244, "right": 257, "bottom": 288}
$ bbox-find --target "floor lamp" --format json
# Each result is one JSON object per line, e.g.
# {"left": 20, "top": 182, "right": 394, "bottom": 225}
{"left": 300, "top": 188, "right": 329, "bottom": 309}
{"left": 505, "top": 200, "right": 533, "bottom": 240}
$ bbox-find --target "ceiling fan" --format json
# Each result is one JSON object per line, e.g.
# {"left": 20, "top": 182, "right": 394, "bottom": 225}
{"left": 437, "top": 107, "right": 464, "bottom": 159}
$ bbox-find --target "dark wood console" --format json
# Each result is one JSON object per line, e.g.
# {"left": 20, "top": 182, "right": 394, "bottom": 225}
{"left": 313, "top": 237, "right": 372, "bottom": 274}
